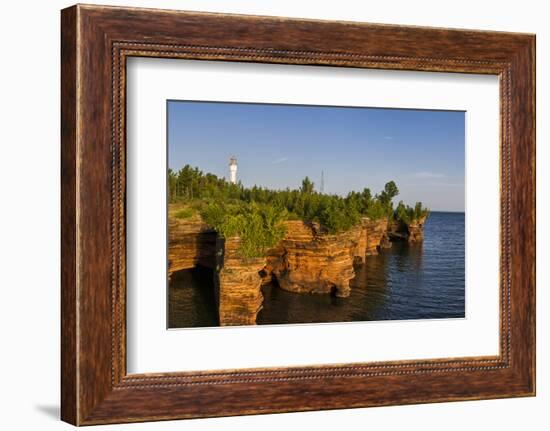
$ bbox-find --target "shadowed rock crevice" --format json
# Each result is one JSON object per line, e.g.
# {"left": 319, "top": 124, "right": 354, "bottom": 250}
{"left": 388, "top": 216, "right": 427, "bottom": 243}
{"left": 167, "top": 212, "right": 216, "bottom": 279}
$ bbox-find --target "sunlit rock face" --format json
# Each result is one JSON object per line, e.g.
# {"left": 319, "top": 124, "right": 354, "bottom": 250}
{"left": 364, "top": 218, "right": 390, "bottom": 255}
{"left": 168, "top": 215, "right": 216, "bottom": 279}
{"left": 214, "top": 236, "right": 266, "bottom": 326}
{"left": 353, "top": 219, "right": 369, "bottom": 264}
{"left": 264, "top": 221, "right": 361, "bottom": 298}
{"left": 407, "top": 216, "right": 427, "bottom": 242}
{"left": 388, "top": 216, "right": 427, "bottom": 243}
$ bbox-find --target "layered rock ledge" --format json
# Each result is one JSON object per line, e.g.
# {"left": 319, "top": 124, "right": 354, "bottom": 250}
{"left": 167, "top": 214, "right": 216, "bottom": 279}
{"left": 215, "top": 236, "right": 266, "bottom": 326}
{"left": 363, "top": 218, "right": 391, "bottom": 256}
{"left": 264, "top": 220, "right": 361, "bottom": 298}
{"left": 388, "top": 216, "right": 427, "bottom": 243}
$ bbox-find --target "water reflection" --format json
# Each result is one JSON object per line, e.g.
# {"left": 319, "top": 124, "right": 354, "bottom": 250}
{"left": 168, "top": 267, "right": 218, "bottom": 328}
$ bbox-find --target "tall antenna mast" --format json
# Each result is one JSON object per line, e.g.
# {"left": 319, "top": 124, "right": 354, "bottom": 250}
{"left": 320, "top": 170, "right": 325, "bottom": 194}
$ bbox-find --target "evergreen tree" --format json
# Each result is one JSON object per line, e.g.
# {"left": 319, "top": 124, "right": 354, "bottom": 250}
{"left": 300, "top": 176, "right": 315, "bottom": 194}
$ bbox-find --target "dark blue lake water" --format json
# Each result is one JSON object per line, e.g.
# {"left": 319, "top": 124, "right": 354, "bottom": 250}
{"left": 168, "top": 211, "right": 465, "bottom": 328}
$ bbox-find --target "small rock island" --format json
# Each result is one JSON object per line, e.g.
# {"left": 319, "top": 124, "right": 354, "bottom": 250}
{"left": 168, "top": 163, "right": 428, "bottom": 326}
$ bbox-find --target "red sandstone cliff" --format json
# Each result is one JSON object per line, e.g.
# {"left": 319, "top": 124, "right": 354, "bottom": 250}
{"left": 167, "top": 211, "right": 216, "bottom": 279}
{"left": 353, "top": 218, "right": 369, "bottom": 263}
{"left": 407, "top": 216, "right": 427, "bottom": 242}
{"left": 168, "top": 203, "right": 424, "bottom": 326}
{"left": 387, "top": 216, "right": 427, "bottom": 243}
{"left": 265, "top": 221, "right": 360, "bottom": 297}
{"left": 363, "top": 218, "right": 390, "bottom": 256}
{"left": 215, "top": 236, "right": 266, "bottom": 326}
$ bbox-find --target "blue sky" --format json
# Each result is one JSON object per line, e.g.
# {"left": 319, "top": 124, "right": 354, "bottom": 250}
{"left": 168, "top": 101, "right": 465, "bottom": 212}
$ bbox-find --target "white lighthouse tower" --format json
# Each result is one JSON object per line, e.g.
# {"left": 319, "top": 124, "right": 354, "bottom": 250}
{"left": 229, "top": 156, "right": 238, "bottom": 184}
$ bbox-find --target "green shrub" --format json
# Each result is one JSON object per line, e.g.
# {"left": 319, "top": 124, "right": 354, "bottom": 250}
{"left": 364, "top": 199, "right": 388, "bottom": 220}
{"left": 200, "top": 202, "right": 287, "bottom": 258}
{"left": 317, "top": 196, "right": 360, "bottom": 233}
{"left": 394, "top": 201, "right": 429, "bottom": 225}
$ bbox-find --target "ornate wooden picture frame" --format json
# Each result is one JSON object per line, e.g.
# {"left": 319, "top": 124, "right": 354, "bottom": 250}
{"left": 61, "top": 4, "right": 535, "bottom": 425}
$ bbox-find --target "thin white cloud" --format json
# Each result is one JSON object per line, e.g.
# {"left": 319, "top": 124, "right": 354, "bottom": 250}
{"left": 384, "top": 136, "right": 393, "bottom": 140}
{"left": 408, "top": 182, "right": 463, "bottom": 187}
{"left": 412, "top": 171, "right": 446, "bottom": 179}
{"left": 272, "top": 157, "right": 288, "bottom": 164}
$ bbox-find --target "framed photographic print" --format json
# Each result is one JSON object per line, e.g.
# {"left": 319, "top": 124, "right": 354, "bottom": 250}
{"left": 164, "top": 100, "right": 463, "bottom": 330}
{"left": 61, "top": 4, "right": 535, "bottom": 425}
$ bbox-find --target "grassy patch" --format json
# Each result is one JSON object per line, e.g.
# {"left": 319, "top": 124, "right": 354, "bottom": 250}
{"left": 173, "top": 207, "right": 195, "bottom": 220}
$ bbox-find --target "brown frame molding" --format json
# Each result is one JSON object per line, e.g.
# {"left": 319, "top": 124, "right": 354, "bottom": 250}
{"left": 61, "top": 4, "right": 535, "bottom": 425}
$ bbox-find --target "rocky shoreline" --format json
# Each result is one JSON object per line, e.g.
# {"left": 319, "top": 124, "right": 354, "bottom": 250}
{"left": 168, "top": 210, "right": 426, "bottom": 326}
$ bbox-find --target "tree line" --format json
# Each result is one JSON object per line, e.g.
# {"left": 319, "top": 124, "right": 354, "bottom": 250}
{"left": 169, "top": 165, "right": 428, "bottom": 257}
